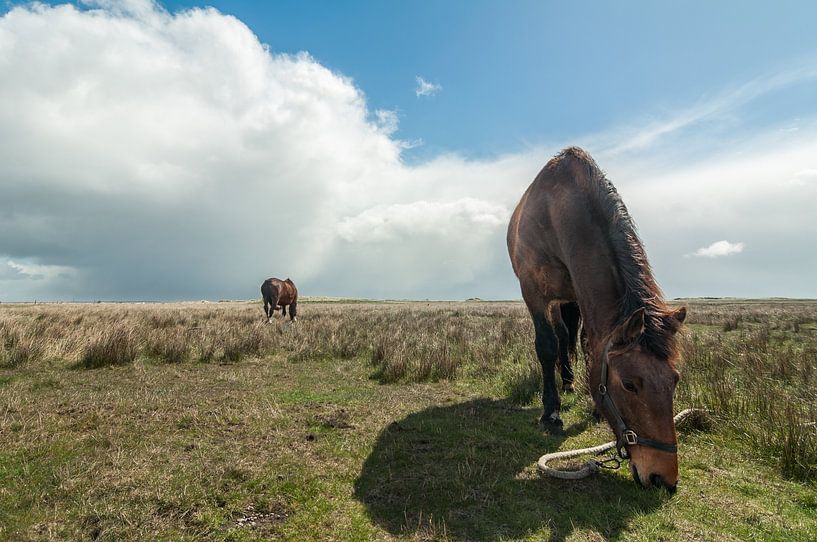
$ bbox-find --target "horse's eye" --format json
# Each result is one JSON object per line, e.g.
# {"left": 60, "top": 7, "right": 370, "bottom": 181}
{"left": 622, "top": 381, "right": 638, "bottom": 393}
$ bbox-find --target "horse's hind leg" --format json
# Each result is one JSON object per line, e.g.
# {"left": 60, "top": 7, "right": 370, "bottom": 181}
{"left": 281, "top": 305, "right": 287, "bottom": 318}
{"left": 554, "top": 318, "right": 573, "bottom": 393}
{"left": 557, "top": 302, "right": 580, "bottom": 392}
{"left": 268, "top": 296, "right": 279, "bottom": 323}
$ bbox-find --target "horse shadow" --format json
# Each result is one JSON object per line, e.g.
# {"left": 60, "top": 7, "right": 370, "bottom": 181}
{"left": 354, "top": 398, "right": 668, "bottom": 541}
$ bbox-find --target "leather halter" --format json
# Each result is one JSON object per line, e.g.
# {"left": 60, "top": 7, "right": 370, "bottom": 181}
{"left": 598, "top": 341, "right": 678, "bottom": 459}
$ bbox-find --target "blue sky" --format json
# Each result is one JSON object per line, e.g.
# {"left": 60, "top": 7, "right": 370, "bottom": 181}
{"left": 1, "top": 0, "right": 817, "bottom": 300}
{"left": 157, "top": 0, "right": 817, "bottom": 159}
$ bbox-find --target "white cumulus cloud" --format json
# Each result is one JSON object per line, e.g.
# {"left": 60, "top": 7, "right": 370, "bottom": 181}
{"left": 337, "top": 199, "right": 508, "bottom": 243}
{"left": 0, "top": 1, "right": 515, "bottom": 300}
{"left": 2, "top": 1, "right": 817, "bottom": 301}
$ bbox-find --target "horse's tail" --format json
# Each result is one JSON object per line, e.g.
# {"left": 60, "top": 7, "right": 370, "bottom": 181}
{"left": 261, "top": 280, "right": 277, "bottom": 305}
{"left": 560, "top": 302, "right": 581, "bottom": 360}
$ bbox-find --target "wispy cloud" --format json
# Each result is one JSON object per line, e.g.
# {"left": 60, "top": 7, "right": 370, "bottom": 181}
{"left": 415, "top": 76, "right": 441, "bottom": 97}
{"left": 687, "top": 241, "right": 745, "bottom": 258}
{"left": 596, "top": 62, "right": 817, "bottom": 157}
{"left": 374, "top": 109, "right": 399, "bottom": 135}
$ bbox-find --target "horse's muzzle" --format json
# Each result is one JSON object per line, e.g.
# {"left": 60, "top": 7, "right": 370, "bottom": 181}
{"left": 650, "top": 473, "right": 677, "bottom": 495}
{"left": 631, "top": 464, "right": 677, "bottom": 495}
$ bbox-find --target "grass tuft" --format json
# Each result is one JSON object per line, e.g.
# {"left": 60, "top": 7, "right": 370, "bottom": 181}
{"left": 0, "top": 326, "right": 43, "bottom": 368}
{"left": 79, "top": 325, "right": 138, "bottom": 368}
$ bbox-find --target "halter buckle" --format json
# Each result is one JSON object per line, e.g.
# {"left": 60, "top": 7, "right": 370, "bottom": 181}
{"left": 598, "top": 384, "right": 607, "bottom": 395}
{"left": 623, "top": 430, "right": 638, "bottom": 446}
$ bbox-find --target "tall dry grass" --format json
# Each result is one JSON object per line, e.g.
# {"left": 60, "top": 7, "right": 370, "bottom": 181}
{"left": 677, "top": 324, "right": 817, "bottom": 480}
{"left": 1, "top": 299, "right": 815, "bottom": 480}
{"left": 0, "top": 301, "right": 536, "bottom": 381}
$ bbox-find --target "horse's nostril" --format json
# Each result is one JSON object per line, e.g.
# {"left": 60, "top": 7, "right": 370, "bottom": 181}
{"left": 649, "top": 473, "right": 677, "bottom": 495}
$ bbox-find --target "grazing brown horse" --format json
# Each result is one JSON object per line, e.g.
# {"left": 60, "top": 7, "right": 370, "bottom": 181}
{"left": 507, "top": 147, "right": 686, "bottom": 492}
{"left": 261, "top": 278, "right": 298, "bottom": 322}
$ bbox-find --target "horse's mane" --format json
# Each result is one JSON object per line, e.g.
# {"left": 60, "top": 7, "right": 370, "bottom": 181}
{"left": 550, "top": 147, "right": 681, "bottom": 361}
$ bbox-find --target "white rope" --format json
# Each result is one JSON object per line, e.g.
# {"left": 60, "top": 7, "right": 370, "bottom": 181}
{"left": 537, "top": 408, "right": 706, "bottom": 479}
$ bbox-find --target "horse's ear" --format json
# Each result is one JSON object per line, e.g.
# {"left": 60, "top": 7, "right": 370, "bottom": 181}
{"left": 615, "top": 308, "right": 645, "bottom": 345}
{"left": 672, "top": 306, "right": 687, "bottom": 324}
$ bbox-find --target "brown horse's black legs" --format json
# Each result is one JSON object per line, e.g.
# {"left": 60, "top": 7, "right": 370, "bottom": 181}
{"left": 554, "top": 320, "right": 574, "bottom": 392}
{"left": 532, "top": 312, "right": 562, "bottom": 429}
{"left": 281, "top": 305, "right": 287, "bottom": 318}
{"left": 559, "top": 302, "right": 580, "bottom": 391}
{"left": 267, "top": 296, "right": 280, "bottom": 322}
{"left": 289, "top": 301, "right": 297, "bottom": 321}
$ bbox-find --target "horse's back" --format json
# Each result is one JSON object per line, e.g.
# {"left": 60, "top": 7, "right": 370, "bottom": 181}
{"left": 507, "top": 148, "right": 601, "bottom": 302}
{"left": 281, "top": 279, "right": 298, "bottom": 304}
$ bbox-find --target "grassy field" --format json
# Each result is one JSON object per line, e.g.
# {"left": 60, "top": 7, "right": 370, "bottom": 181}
{"left": 1, "top": 300, "right": 816, "bottom": 541}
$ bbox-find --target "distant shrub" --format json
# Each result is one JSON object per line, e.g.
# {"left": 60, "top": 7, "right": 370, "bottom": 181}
{"left": 722, "top": 316, "right": 740, "bottom": 331}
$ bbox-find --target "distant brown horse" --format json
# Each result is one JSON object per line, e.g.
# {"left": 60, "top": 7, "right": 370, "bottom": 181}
{"left": 261, "top": 278, "right": 298, "bottom": 322}
{"left": 507, "top": 147, "right": 686, "bottom": 492}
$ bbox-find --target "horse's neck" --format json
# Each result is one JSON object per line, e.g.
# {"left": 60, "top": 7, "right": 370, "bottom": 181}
{"left": 577, "top": 295, "right": 621, "bottom": 352}
{"left": 563, "top": 240, "right": 624, "bottom": 347}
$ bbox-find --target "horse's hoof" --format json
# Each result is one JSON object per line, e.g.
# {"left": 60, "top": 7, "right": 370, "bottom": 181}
{"left": 562, "top": 384, "right": 574, "bottom": 393}
{"left": 539, "top": 412, "right": 564, "bottom": 432}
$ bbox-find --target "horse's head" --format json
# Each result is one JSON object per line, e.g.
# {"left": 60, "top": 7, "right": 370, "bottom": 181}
{"left": 592, "top": 306, "right": 686, "bottom": 493}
